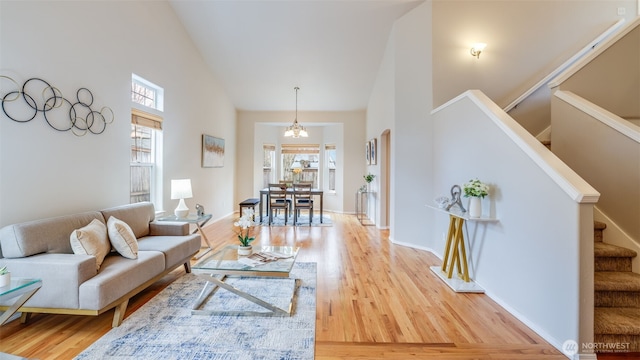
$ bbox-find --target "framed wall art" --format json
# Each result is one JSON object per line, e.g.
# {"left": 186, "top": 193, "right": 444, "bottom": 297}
{"left": 365, "top": 141, "right": 371, "bottom": 165}
{"left": 369, "top": 138, "right": 377, "bottom": 165}
{"left": 202, "top": 134, "right": 225, "bottom": 168}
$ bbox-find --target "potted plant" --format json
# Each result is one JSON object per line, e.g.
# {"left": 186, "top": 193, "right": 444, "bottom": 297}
{"left": 234, "top": 209, "right": 256, "bottom": 256}
{"left": 0, "top": 266, "right": 10, "bottom": 288}
{"left": 363, "top": 173, "right": 375, "bottom": 191}
{"left": 462, "top": 178, "right": 489, "bottom": 218}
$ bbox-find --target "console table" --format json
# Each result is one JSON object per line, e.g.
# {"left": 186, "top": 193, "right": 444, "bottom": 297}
{"left": 355, "top": 190, "right": 375, "bottom": 226}
{"left": 427, "top": 205, "right": 498, "bottom": 293}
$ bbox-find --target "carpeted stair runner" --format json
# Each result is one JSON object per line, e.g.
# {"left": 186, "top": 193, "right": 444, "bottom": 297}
{"left": 593, "top": 221, "right": 640, "bottom": 352}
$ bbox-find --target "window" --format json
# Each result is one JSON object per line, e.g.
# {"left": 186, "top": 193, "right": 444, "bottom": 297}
{"left": 131, "top": 74, "right": 164, "bottom": 111}
{"left": 281, "top": 144, "right": 320, "bottom": 188}
{"left": 130, "top": 74, "right": 163, "bottom": 206}
{"left": 130, "top": 109, "right": 162, "bottom": 204}
{"left": 263, "top": 144, "right": 276, "bottom": 188}
{"left": 325, "top": 144, "right": 336, "bottom": 192}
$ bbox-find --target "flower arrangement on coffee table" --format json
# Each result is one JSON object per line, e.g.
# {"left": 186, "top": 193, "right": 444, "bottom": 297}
{"left": 234, "top": 209, "right": 255, "bottom": 255}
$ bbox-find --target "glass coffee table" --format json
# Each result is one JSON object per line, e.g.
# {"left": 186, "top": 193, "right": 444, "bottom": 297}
{"left": 0, "top": 278, "right": 42, "bottom": 326}
{"left": 191, "top": 245, "right": 299, "bottom": 316}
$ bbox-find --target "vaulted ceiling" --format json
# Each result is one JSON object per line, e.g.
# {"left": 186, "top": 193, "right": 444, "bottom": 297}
{"left": 169, "top": 0, "right": 423, "bottom": 112}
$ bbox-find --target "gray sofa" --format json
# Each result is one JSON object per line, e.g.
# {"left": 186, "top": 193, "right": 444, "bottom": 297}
{"left": 0, "top": 202, "right": 201, "bottom": 327}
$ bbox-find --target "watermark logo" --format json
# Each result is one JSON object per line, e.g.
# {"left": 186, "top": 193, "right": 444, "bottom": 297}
{"left": 562, "top": 340, "right": 579, "bottom": 356}
{"left": 563, "top": 339, "right": 630, "bottom": 355}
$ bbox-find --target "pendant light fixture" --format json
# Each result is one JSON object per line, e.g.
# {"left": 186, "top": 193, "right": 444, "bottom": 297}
{"left": 284, "top": 87, "right": 308, "bottom": 138}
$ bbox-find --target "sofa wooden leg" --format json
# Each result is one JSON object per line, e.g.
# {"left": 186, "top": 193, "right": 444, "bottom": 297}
{"left": 112, "top": 299, "right": 129, "bottom": 327}
{"left": 20, "top": 312, "right": 32, "bottom": 324}
{"left": 184, "top": 261, "right": 192, "bottom": 273}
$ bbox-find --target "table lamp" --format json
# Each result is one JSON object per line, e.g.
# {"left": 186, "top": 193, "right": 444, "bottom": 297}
{"left": 171, "top": 179, "right": 192, "bottom": 218}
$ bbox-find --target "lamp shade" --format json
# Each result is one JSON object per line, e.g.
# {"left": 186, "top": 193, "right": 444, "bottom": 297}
{"left": 170, "top": 179, "right": 193, "bottom": 200}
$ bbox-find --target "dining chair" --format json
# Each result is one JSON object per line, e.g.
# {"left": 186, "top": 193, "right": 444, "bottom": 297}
{"left": 268, "top": 183, "right": 289, "bottom": 225}
{"left": 293, "top": 183, "right": 314, "bottom": 226}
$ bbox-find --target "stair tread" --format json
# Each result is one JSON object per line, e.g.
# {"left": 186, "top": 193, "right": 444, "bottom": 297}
{"left": 595, "top": 307, "right": 640, "bottom": 335}
{"left": 594, "top": 221, "right": 607, "bottom": 230}
{"left": 594, "top": 242, "right": 638, "bottom": 258}
{"left": 595, "top": 271, "right": 640, "bottom": 291}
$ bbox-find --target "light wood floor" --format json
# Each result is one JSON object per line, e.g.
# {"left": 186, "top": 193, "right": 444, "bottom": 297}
{"left": 0, "top": 212, "right": 568, "bottom": 359}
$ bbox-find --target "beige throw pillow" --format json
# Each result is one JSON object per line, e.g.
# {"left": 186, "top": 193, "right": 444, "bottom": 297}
{"left": 107, "top": 216, "right": 138, "bottom": 259}
{"left": 70, "top": 218, "right": 110, "bottom": 271}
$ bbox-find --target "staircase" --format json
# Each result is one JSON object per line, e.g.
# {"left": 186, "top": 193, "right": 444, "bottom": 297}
{"left": 593, "top": 221, "right": 640, "bottom": 353}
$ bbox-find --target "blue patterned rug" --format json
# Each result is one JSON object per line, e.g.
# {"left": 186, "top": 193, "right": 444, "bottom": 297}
{"left": 75, "top": 262, "right": 317, "bottom": 360}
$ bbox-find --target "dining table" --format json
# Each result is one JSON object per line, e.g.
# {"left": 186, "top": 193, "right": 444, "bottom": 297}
{"left": 258, "top": 188, "right": 324, "bottom": 223}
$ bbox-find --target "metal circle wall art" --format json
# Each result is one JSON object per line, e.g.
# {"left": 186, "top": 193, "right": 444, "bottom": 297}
{"left": 0, "top": 75, "right": 114, "bottom": 136}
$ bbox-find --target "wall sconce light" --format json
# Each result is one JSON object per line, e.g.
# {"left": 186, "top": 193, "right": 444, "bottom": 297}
{"left": 470, "top": 43, "right": 487, "bottom": 59}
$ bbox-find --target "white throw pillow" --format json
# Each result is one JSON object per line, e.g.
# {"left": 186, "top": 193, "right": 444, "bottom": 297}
{"left": 70, "top": 218, "right": 110, "bottom": 271}
{"left": 107, "top": 216, "right": 139, "bottom": 259}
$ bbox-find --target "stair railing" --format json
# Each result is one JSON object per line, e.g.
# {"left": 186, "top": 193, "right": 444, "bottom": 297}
{"left": 503, "top": 18, "right": 626, "bottom": 113}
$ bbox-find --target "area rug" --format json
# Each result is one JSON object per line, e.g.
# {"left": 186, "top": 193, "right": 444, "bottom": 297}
{"left": 256, "top": 213, "right": 332, "bottom": 227}
{"left": 75, "top": 262, "right": 317, "bottom": 360}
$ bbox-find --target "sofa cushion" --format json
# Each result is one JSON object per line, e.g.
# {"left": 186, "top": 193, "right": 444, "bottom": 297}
{"left": 78, "top": 251, "right": 164, "bottom": 310}
{"left": 0, "top": 211, "right": 105, "bottom": 258}
{"left": 137, "top": 234, "right": 201, "bottom": 270}
{"left": 101, "top": 202, "right": 155, "bottom": 239}
{"left": 70, "top": 219, "right": 111, "bottom": 270}
{"left": 107, "top": 217, "right": 138, "bottom": 259}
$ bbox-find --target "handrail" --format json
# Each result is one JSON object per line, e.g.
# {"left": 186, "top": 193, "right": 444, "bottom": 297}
{"left": 503, "top": 18, "right": 626, "bottom": 113}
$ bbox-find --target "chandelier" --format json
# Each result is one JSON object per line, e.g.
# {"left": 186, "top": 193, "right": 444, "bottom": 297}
{"left": 284, "top": 87, "right": 308, "bottom": 138}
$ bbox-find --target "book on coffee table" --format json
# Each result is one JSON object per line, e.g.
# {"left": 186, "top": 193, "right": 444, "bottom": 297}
{"left": 237, "top": 251, "right": 293, "bottom": 267}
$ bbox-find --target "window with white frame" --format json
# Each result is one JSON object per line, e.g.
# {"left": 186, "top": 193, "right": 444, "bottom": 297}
{"left": 325, "top": 144, "right": 336, "bottom": 192}
{"left": 131, "top": 74, "right": 164, "bottom": 111}
{"left": 130, "top": 74, "right": 163, "bottom": 206}
{"left": 281, "top": 144, "right": 320, "bottom": 188}
{"left": 263, "top": 144, "right": 276, "bottom": 188}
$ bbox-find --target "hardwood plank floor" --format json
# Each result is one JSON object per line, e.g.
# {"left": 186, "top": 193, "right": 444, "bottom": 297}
{"left": 0, "top": 212, "right": 567, "bottom": 359}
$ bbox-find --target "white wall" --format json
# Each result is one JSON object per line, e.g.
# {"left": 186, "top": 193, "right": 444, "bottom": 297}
{"left": 366, "top": 1, "right": 613, "bottom": 356}
{"left": 432, "top": 0, "right": 637, "bottom": 136}
{"left": 0, "top": 1, "right": 236, "bottom": 226}
{"left": 431, "top": 92, "right": 597, "bottom": 354}
{"left": 236, "top": 110, "right": 365, "bottom": 213}
{"left": 552, "top": 91, "right": 640, "bottom": 246}
{"left": 390, "top": 2, "right": 433, "bottom": 246}
{"left": 366, "top": 22, "right": 395, "bottom": 229}
{"left": 560, "top": 24, "right": 640, "bottom": 119}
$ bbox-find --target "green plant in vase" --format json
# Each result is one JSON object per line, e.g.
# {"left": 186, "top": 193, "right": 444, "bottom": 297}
{"left": 462, "top": 178, "right": 489, "bottom": 218}
{"left": 363, "top": 173, "right": 375, "bottom": 191}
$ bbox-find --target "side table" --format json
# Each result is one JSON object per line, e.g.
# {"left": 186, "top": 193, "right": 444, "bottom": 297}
{"left": 0, "top": 278, "right": 42, "bottom": 326}
{"left": 157, "top": 213, "right": 214, "bottom": 259}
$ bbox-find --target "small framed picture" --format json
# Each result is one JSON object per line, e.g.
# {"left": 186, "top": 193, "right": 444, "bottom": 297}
{"left": 202, "top": 134, "right": 225, "bottom": 168}
{"left": 365, "top": 141, "right": 371, "bottom": 165}
{"left": 369, "top": 138, "right": 377, "bottom": 165}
